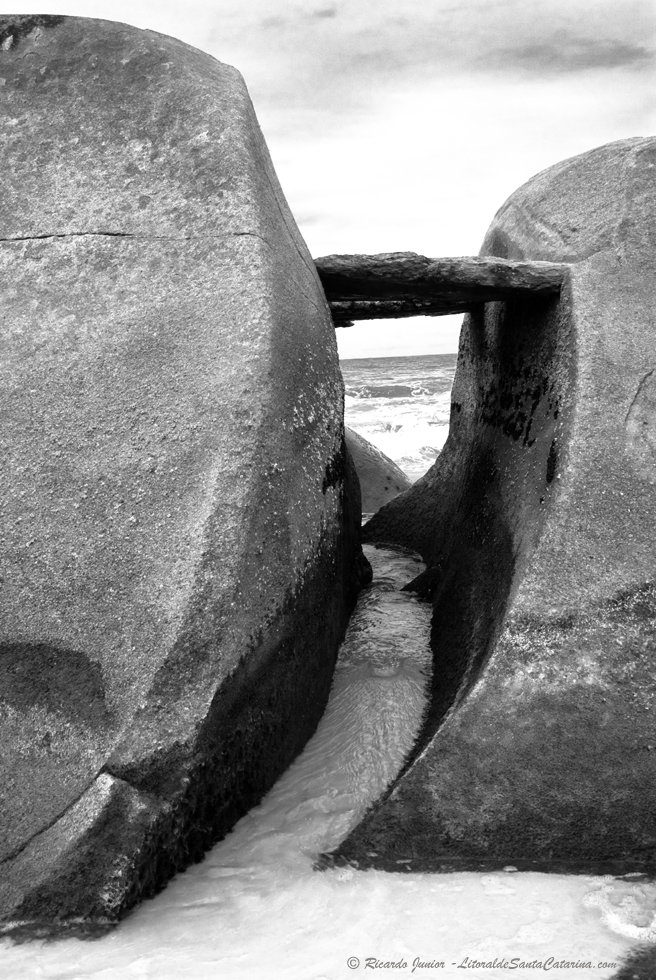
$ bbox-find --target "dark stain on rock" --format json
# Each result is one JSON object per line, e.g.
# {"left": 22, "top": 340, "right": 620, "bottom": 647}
{"left": 0, "top": 641, "right": 111, "bottom": 729}
{"left": 470, "top": 298, "right": 562, "bottom": 448}
{"left": 322, "top": 436, "right": 346, "bottom": 494}
{"left": 546, "top": 438, "right": 558, "bottom": 483}
{"left": 606, "top": 582, "right": 656, "bottom": 623}
{"left": 0, "top": 15, "right": 66, "bottom": 50}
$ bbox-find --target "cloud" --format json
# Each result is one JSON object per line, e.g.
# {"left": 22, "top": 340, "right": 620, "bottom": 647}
{"left": 190, "top": 0, "right": 655, "bottom": 138}
{"left": 9, "top": 1, "right": 652, "bottom": 123}
{"left": 482, "top": 37, "right": 654, "bottom": 74}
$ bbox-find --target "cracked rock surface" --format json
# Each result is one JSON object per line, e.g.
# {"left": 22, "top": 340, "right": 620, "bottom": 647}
{"left": 0, "top": 15, "right": 367, "bottom": 935}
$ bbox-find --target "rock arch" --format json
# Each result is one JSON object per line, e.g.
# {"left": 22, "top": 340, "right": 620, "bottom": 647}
{"left": 325, "top": 138, "right": 656, "bottom": 874}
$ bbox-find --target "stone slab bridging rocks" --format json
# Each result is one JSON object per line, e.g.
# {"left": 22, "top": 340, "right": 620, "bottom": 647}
{"left": 316, "top": 251, "right": 568, "bottom": 324}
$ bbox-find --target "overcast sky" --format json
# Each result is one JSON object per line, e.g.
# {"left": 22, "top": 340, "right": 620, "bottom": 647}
{"left": 6, "top": 1, "right": 655, "bottom": 356}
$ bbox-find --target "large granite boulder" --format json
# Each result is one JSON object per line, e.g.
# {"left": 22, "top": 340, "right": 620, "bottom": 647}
{"left": 345, "top": 427, "right": 412, "bottom": 515}
{"left": 331, "top": 137, "right": 656, "bottom": 874}
{"left": 0, "top": 15, "right": 366, "bottom": 934}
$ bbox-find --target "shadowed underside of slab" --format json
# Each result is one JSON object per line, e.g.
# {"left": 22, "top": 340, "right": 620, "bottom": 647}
{"left": 315, "top": 252, "right": 568, "bottom": 323}
{"left": 0, "top": 15, "right": 368, "bottom": 935}
{"left": 327, "top": 137, "right": 656, "bottom": 875}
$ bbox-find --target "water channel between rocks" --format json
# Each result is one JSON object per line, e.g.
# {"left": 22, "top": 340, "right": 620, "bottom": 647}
{"left": 2, "top": 545, "right": 655, "bottom": 980}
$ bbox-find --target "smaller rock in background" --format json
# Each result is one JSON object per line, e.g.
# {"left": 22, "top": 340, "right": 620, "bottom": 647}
{"left": 345, "top": 427, "right": 412, "bottom": 516}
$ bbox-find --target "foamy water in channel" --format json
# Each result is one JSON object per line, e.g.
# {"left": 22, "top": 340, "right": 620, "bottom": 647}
{"left": 2, "top": 546, "right": 655, "bottom": 980}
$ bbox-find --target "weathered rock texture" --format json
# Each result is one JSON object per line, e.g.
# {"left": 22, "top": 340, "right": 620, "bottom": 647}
{"left": 330, "top": 137, "right": 656, "bottom": 874}
{"left": 345, "top": 427, "right": 412, "bottom": 515}
{"left": 316, "top": 252, "right": 568, "bottom": 324}
{"left": 0, "top": 15, "right": 367, "bottom": 935}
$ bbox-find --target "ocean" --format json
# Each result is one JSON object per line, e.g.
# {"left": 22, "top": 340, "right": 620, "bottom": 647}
{"left": 341, "top": 353, "right": 457, "bottom": 482}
